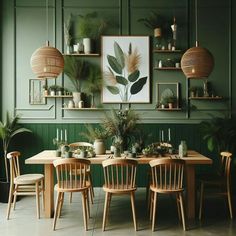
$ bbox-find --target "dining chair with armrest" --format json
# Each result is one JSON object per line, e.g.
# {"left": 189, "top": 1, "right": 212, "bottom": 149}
{"left": 6, "top": 151, "right": 44, "bottom": 219}
{"left": 199, "top": 151, "right": 233, "bottom": 219}
{"left": 102, "top": 158, "right": 138, "bottom": 231}
{"left": 53, "top": 158, "right": 91, "bottom": 231}
{"left": 149, "top": 158, "right": 186, "bottom": 231}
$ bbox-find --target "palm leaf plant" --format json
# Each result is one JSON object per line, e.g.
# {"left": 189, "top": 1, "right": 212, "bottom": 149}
{"left": 102, "top": 109, "right": 140, "bottom": 151}
{"left": 63, "top": 56, "right": 89, "bottom": 92}
{"left": 0, "top": 112, "right": 32, "bottom": 182}
{"left": 104, "top": 42, "right": 147, "bottom": 102}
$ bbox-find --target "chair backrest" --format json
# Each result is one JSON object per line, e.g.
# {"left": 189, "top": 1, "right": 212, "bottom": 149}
{"left": 149, "top": 158, "right": 185, "bottom": 191}
{"left": 220, "top": 151, "right": 232, "bottom": 183}
{"left": 102, "top": 159, "right": 137, "bottom": 190}
{"left": 69, "top": 142, "right": 93, "bottom": 151}
{"left": 7, "top": 151, "right": 21, "bottom": 182}
{"left": 53, "top": 158, "right": 90, "bottom": 190}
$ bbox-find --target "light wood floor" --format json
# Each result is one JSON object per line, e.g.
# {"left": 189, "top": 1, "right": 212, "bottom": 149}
{"left": 0, "top": 188, "right": 235, "bottom": 236}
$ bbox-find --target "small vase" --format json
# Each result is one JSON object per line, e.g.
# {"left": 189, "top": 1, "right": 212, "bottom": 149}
{"left": 80, "top": 151, "right": 88, "bottom": 158}
{"left": 55, "top": 150, "right": 61, "bottom": 157}
{"left": 179, "top": 140, "right": 187, "bottom": 158}
{"left": 72, "top": 92, "right": 81, "bottom": 108}
{"left": 94, "top": 139, "right": 105, "bottom": 155}
{"left": 83, "top": 38, "right": 92, "bottom": 54}
{"left": 114, "top": 147, "right": 121, "bottom": 157}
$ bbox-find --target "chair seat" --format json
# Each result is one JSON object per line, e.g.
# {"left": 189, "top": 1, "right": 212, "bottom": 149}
{"left": 150, "top": 184, "right": 184, "bottom": 193}
{"left": 103, "top": 184, "right": 136, "bottom": 193}
{"left": 14, "top": 174, "right": 44, "bottom": 185}
{"left": 55, "top": 180, "right": 90, "bottom": 192}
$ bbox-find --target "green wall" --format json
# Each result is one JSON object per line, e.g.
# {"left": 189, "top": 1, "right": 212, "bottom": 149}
{"left": 0, "top": 0, "right": 236, "bottom": 188}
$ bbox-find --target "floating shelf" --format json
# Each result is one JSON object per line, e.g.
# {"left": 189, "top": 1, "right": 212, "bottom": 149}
{"left": 189, "top": 96, "right": 223, "bottom": 100}
{"left": 154, "top": 67, "right": 182, "bottom": 71}
{"left": 157, "top": 108, "right": 182, "bottom": 111}
{"left": 63, "top": 53, "right": 100, "bottom": 56}
{"left": 62, "top": 107, "right": 103, "bottom": 110}
{"left": 153, "top": 49, "right": 182, "bottom": 53}
{"left": 44, "top": 95, "right": 73, "bottom": 98}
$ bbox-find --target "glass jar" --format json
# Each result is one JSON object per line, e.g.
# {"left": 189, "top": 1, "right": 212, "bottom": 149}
{"left": 179, "top": 140, "right": 187, "bottom": 158}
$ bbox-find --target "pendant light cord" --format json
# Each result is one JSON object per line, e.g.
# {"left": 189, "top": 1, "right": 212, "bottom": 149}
{"left": 46, "top": 0, "right": 49, "bottom": 46}
{"left": 195, "top": 0, "right": 199, "bottom": 46}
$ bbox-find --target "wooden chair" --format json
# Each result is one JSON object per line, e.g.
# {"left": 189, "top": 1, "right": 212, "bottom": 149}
{"left": 6, "top": 151, "right": 44, "bottom": 219}
{"left": 102, "top": 158, "right": 138, "bottom": 231}
{"left": 199, "top": 151, "right": 233, "bottom": 219}
{"left": 149, "top": 158, "right": 186, "bottom": 231}
{"left": 68, "top": 142, "right": 94, "bottom": 204}
{"left": 53, "top": 158, "right": 91, "bottom": 231}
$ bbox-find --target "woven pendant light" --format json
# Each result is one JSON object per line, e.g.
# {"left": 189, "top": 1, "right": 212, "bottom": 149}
{"left": 31, "top": 41, "right": 64, "bottom": 78}
{"left": 30, "top": 0, "right": 64, "bottom": 79}
{"left": 181, "top": 0, "right": 214, "bottom": 79}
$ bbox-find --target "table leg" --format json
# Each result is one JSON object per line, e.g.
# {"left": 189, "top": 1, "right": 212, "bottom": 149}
{"left": 44, "top": 164, "right": 54, "bottom": 218}
{"left": 185, "top": 165, "right": 195, "bottom": 220}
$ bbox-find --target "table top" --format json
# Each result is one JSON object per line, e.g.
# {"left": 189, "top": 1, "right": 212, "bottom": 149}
{"left": 25, "top": 150, "right": 212, "bottom": 165}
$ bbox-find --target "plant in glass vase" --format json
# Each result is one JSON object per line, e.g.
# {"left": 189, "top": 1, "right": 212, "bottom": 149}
{"left": 64, "top": 14, "right": 73, "bottom": 54}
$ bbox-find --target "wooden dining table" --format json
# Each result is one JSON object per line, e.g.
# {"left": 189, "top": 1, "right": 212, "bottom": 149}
{"left": 25, "top": 150, "right": 212, "bottom": 220}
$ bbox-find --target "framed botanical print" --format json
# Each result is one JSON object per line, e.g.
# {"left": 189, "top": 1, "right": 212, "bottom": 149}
{"left": 29, "top": 79, "right": 46, "bottom": 105}
{"left": 101, "top": 36, "right": 150, "bottom": 103}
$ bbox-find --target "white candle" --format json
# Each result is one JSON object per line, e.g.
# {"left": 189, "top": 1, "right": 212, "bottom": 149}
{"left": 65, "top": 129, "right": 67, "bottom": 142}
{"left": 168, "top": 128, "right": 171, "bottom": 142}
{"left": 162, "top": 130, "right": 164, "bottom": 142}
{"left": 60, "top": 129, "right": 63, "bottom": 141}
{"left": 159, "top": 130, "right": 161, "bottom": 142}
{"left": 56, "top": 129, "right": 59, "bottom": 141}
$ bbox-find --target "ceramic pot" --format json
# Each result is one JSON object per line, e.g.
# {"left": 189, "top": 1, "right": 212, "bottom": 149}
{"left": 83, "top": 38, "right": 92, "bottom": 54}
{"left": 72, "top": 92, "right": 81, "bottom": 108}
{"left": 94, "top": 139, "right": 105, "bottom": 155}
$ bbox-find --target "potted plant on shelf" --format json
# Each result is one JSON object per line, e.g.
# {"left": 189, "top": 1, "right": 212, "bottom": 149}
{"left": 82, "top": 64, "right": 103, "bottom": 108}
{"left": 77, "top": 11, "right": 107, "bottom": 54}
{"left": 63, "top": 56, "right": 89, "bottom": 107}
{"left": 159, "top": 88, "right": 177, "bottom": 109}
{"left": 102, "top": 109, "right": 140, "bottom": 152}
{"left": 0, "top": 112, "right": 32, "bottom": 202}
{"left": 64, "top": 14, "right": 73, "bottom": 54}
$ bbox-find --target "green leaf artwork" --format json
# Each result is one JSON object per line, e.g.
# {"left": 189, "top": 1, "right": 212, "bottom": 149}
{"left": 104, "top": 39, "right": 148, "bottom": 102}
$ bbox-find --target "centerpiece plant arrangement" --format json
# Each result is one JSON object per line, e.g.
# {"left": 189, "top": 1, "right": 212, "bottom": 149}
{"left": 104, "top": 42, "right": 147, "bottom": 102}
{"left": 102, "top": 109, "right": 140, "bottom": 152}
{"left": 0, "top": 112, "right": 32, "bottom": 183}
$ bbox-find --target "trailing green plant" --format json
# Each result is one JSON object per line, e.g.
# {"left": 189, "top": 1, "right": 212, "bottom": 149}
{"left": 200, "top": 116, "right": 236, "bottom": 153}
{"left": 63, "top": 56, "right": 89, "bottom": 92}
{"left": 0, "top": 112, "right": 32, "bottom": 182}
{"left": 104, "top": 42, "right": 147, "bottom": 102}
{"left": 77, "top": 12, "right": 107, "bottom": 39}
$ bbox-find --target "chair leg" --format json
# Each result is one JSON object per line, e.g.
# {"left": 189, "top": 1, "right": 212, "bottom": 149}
{"left": 69, "top": 192, "right": 73, "bottom": 204}
{"left": 35, "top": 182, "right": 40, "bottom": 219}
{"left": 179, "top": 193, "right": 186, "bottom": 231}
{"left": 58, "top": 192, "right": 64, "bottom": 218}
{"left": 227, "top": 188, "right": 233, "bottom": 219}
{"left": 130, "top": 191, "right": 137, "bottom": 231}
{"left": 199, "top": 182, "right": 204, "bottom": 220}
{"left": 88, "top": 172, "right": 95, "bottom": 198}
{"left": 6, "top": 185, "right": 14, "bottom": 220}
{"left": 151, "top": 192, "right": 158, "bottom": 232}
{"left": 86, "top": 189, "right": 91, "bottom": 218}
{"left": 149, "top": 191, "right": 153, "bottom": 221}
{"left": 13, "top": 185, "right": 18, "bottom": 210}
{"left": 53, "top": 192, "right": 62, "bottom": 230}
{"left": 102, "top": 192, "right": 110, "bottom": 231}
{"left": 81, "top": 191, "right": 88, "bottom": 231}
{"left": 176, "top": 194, "right": 181, "bottom": 221}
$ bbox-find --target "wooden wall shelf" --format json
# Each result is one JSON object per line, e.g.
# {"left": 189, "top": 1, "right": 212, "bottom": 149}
{"left": 44, "top": 95, "right": 73, "bottom": 98}
{"left": 153, "top": 49, "right": 182, "bottom": 53}
{"left": 62, "top": 107, "right": 103, "bottom": 110}
{"left": 154, "top": 67, "right": 182, "bottom": 71}
{"left": 189, "top": 96, "right": 223, "bottom": 100}
{"left": 63, "top": 53, "right": 100, "bottom": 57}
{"left": 157, "top": 108, "right": 182, "bottom": 111}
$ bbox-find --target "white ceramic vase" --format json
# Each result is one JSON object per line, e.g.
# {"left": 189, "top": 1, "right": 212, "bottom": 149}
{"left": 94, "top": 139, "right": 105, "bottom": 155}
{"left": 83, "top": 38, "right": 92, "bottom": 54}
{"left": 72, "top": 92, "right": 81, "bottom": 108}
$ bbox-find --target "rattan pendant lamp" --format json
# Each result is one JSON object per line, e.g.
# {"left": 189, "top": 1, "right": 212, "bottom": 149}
{"left": 181, "top": 0, "right": 214, "bottom": 79}
{"left": 30, "top": 0, "right": 64, "bottom": 79}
